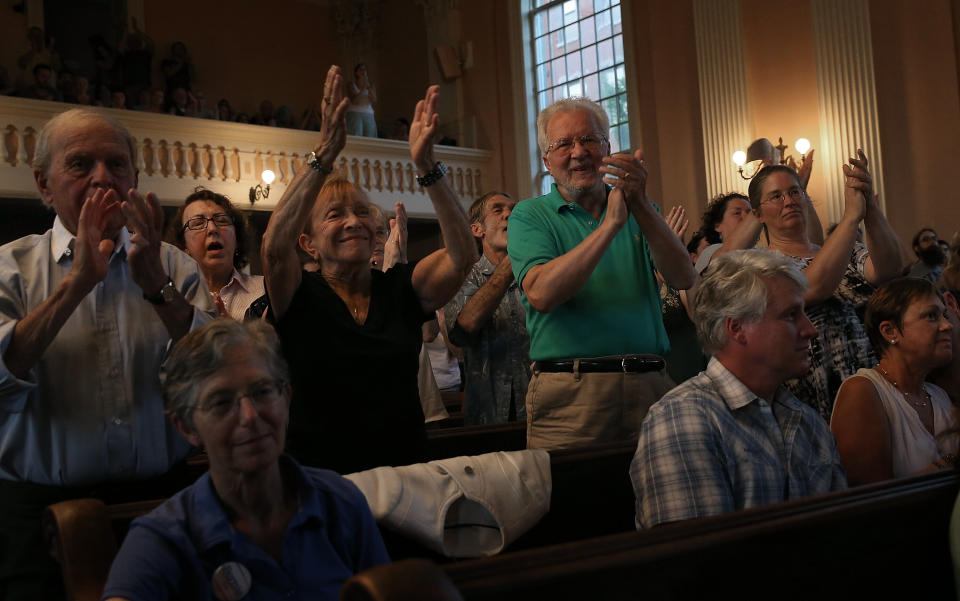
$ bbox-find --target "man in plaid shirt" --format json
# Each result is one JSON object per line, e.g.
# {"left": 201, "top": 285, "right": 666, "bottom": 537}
{"left": 630, "top": 250, "right": 847, "bottom": 528}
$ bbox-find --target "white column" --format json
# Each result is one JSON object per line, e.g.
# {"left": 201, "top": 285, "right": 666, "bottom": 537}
{"left": 811, "top": 0, "right": 884, "bottom": 224}
{"left": 692, "top": 0, "right": 752, "bottom": 199}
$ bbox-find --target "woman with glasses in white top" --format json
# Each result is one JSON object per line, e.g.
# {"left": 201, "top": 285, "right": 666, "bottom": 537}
{"left": 166, "top": 189, "right": 265, "bottom": 319}
{"left": 746, "top": 153, "right": 901, "bottom": 419}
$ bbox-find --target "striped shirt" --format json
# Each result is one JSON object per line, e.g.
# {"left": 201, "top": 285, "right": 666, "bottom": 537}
{"left": 631, "top": 357, "right": 847, "bottom": 528}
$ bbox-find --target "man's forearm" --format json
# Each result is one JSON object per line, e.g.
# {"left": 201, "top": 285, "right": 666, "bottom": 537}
{"left": 456, "top": 258, "right": 514, "bottom": 333}
{"left": 521, "top": 222, "right": 620, "bottom": 313}
{"left": 3, "top": 275, "right": 89, "bottom": 379}
{"left": 630, "top": 202, "right": 695, "bottom": 290}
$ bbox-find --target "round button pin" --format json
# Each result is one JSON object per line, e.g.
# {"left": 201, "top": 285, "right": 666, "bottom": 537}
{"left": 212, "top": 561, "right": 252, "bottom": 601}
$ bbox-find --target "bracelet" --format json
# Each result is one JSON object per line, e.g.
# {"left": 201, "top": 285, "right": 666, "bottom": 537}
{"left": 939, "top": 454, "right": 957, "bottom": 469}
{"left": 306, "top": 151, "right": 334, "bottom": 175}
{"left": 416, "top": 161, "right": 447, "bottom": 187}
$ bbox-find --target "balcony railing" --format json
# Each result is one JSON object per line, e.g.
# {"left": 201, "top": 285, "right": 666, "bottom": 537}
{"left": 0, "top": 96, "right": 493, "bottom": 217}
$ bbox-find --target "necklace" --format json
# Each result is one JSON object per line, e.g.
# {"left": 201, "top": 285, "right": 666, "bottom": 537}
{"left": 876, "top": 365, "right": 930, "bottom": 408}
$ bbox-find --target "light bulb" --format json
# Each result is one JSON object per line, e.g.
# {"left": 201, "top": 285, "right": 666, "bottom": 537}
{"left": 795, "top": 138, "right": 810, "bottom": 155}
{"left": 732, "top": 151, "right": 746, "bottom": 166}
{"left": 261, "top": 169, "right": 276, "bottom": 185}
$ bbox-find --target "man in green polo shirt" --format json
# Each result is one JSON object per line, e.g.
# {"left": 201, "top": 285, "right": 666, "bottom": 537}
{"left": 507, "top": 97, "right": 695, "bottom": 450}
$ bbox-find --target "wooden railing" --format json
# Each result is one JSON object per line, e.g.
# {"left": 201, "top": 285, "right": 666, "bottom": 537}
{"left": 0, "top": 96, "right": 493, "bottom": 217}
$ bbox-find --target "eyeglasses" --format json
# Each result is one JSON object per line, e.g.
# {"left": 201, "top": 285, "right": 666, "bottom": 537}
{"left": 183, "top": 213, "right": 234, "bottom": 232}
{"left": 195, "top": 380, "right": 285, "bottom": 419}
{"left": 762, "top": 187, "right": 805, "bottom": 207}
{"left": 545, "top": 134, "right": 608, "bottom": 157}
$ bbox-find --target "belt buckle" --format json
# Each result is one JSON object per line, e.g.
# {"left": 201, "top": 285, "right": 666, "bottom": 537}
{"left": 621, "top": 356, "right": 630, "bottom": 373}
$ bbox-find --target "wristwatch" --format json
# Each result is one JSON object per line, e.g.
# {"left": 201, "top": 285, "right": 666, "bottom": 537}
{"left": 143, "top": 279, "right": 177, "bottom": 305}
{"left": 306, "top": 151, "right": 333, "bottom": 175}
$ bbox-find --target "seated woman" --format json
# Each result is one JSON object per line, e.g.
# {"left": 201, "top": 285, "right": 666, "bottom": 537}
{"left": 261, "top": 66, "right": 476, "bottom": 474}
{"left": 166, "top": 188, "right": 263, "bottom": 319}
{"left": 746, "top": 153, "right": 902, "bottom": 419}
{"left": 102, "top": 319, "right": 388, "bottom": 601}
{"left": 831, "top": 277, "right": 957, "bottom": 487}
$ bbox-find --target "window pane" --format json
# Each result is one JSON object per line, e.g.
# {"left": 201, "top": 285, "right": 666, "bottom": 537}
{"left": 537, "top": 0, "right": 552, "bottom": 6}
{"left": 554, "top": 85, "right": 569, "bottom": 100}
{"left": 602, "top": 96, "right": 619, "bottom": 123}
{"left": 619, "top": 93, "right": 629, "bottom": 122}
{"left": 596, "top": 9, "right": 611, "bottom": 40}
{"left": 597, "top": 38, "right": 614, "bottom": 69}
{"left": 594, "top": 0, "right": 611, "bottom": 12}
{"left": 619, "top": 123, "right": 630, "bottom": 150}
{"left": 552, "top": 57, "right": 567, "bottom": 84}
{"left": 549, "top": 5, "right": 563, "bottom": 31}
{"left": 538, "top": 89, "right": 552, "bottom": 111}
{"left": 566, "top": 52, "right": 582, "bottom": 80}
{"left": 579, "top": 0, "right": 594, "bottom": 18}
{"left": 534, "top": 10, "right": 549, "bottom": 36}
{"left": 599, "top": 67, "right": 616, "bottom": 97}
{"left": 568, "top": 80, "right": 583, "bottom": 97}
{"left": 563, "top": 0, "right": 578, "bottom": 25}
{"left": 535, "top": 35, "right": 549, "bottom": 64}
{"left": 564, "top": 23, "right": 580, "bottom": 52}
{"left": 580, "top": 15, "right": 596, "bottom": 46}
{"left": 614, "top": 34, "right": 624, "bottom": 64}
{"left": 608, "top": 127, "right": 621, "bottom": 153}
{"left": 537, "top": 62, "right": 552, "bottom": 89}
{"left": 584, "top": 73, "right": 600, "bottom": 98}
{"left": 550, "top": 30, "right": 565, "bottom": 60}
{"left": 612, "top": 4, "right": 622, "bottom": 35}
{"left": 581, "top": 44, "right": 598, "bottom": 74}
{"left": 615, "top": 64, "right": 626, "bottom": 93}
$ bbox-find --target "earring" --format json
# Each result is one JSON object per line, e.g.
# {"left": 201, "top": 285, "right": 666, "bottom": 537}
{"left": 889, "top": 339, "right": 897, "bottom": 345}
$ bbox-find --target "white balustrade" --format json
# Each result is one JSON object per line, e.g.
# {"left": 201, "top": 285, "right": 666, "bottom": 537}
{"left": 0, "top": 96, "right": 493, "bottom": 218}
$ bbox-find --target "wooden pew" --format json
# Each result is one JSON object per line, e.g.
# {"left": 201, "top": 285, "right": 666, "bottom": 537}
{"left": 442, "top": 469, "right": 960, "bottom": 600}
{"left": 424, "top": 421, "right": 526, "bottom": 459}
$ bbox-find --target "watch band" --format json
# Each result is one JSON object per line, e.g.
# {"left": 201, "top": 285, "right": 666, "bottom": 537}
{"left": 306, "top": 151, "right": 333, "bottom": 175}
{"left": 416, "top": 161, "right": 447, "bottom": 187}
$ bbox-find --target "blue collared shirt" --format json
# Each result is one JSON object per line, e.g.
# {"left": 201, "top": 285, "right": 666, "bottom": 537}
{"left": 631, "top": 358, "right": 847, "bottom": 529}
{"left": 0, "top": 217, "right": 213, "bottom": 485}
{"left": 102, "top": 455, "right": 390, "bottom": 601}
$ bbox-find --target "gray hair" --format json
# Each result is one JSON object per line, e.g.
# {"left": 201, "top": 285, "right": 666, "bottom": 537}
{"left": 33, "top": 107, "right": 136, "bottom": 175}
{"left": 536, "top": 97, "right": 610, "bottom": 155}
{"left": 694, "top": 250, "right": 809, "bottom": 355}
{"left": 163, "top": 319, "right": 290, "bottom": 431}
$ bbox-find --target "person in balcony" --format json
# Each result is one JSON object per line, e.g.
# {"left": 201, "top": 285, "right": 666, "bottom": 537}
{"left": 346, "top": 63, "right": 377, "bottom": 137}
{"left": 260, "top": 66, "right": 476, "bottom": 474}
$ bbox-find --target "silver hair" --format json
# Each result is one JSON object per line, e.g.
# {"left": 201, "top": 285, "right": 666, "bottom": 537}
{"left": 536, "top": 97, "right": 610, "bottom": 155}
{"left": 33, "top": 107, "right": 136, "bottom": 175}
{"left": 162, "top": 319, "right": 290, "bottom": 431}
{"left": 694, "top": 250, "right": 809, "bottom": 355}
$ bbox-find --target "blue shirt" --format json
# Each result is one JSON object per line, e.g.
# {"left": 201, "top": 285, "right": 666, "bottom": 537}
{"left": 0, "top": 217, "right": 212, "bottom": 486}
{"left": 507, "top": 185, "right": 668, "bottom": 360}
{"left": 102, "top": 456, "right": 390, "bottom": 601}
{"left": 630, "top": 358, "right": 847, "bottom": 529}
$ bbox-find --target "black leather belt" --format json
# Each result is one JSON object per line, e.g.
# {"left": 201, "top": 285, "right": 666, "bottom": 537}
{"left": 533, "top": 356, "right": 665, "bottom": 374}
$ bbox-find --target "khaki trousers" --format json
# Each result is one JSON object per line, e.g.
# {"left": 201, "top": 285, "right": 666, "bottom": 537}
{"left": 525, "top": 361, "right": 675, "bottom": 450}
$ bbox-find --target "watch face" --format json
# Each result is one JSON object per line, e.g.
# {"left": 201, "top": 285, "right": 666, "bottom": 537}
{"left": 160, "top": 282, "right": 177, "bottom": 303}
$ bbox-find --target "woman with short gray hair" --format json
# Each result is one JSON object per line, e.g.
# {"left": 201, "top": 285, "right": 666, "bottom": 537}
{"left": 102, "top": 319, "right": 389, "bottom": 601}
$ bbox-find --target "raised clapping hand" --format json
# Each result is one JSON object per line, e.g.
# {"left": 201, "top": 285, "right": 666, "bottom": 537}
{"left": 71, "top": 188, "right": 121, "bottom": 293}
{"left": 841, "top": 149, "right": 871, "bottom": 223}
{"left": 384, "top": 201, "right": 408, "bottom": 268}
{"left": 121, "top": 189, "right": 168, "bottom": 294}
{"left": 409, "top": 85, "right": 441, "bottom": 173}
{"left": 599, "top": 149, "right": 650, "bottom": 230}
{"left": 316, "top": 65, "right": 350, "bottom": 169}
{"left": 664, "top": 206, "right": 689, "bottom": 241}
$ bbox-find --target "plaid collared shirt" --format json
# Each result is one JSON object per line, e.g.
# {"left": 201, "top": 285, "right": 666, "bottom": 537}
{"left": 631, "top": 357, "right": 847, "bottom": 529}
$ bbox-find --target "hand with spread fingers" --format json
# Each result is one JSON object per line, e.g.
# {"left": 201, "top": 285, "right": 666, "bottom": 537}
{"left": 121, "top": 189, "right": 168, "bottom": 294}
{"left": 409, "top": 85, "right": 441, "bottom": 173}
{"left": 665, "top": 206, "right": 689, "bottom": 240}
{"left": 316, "top": 65, "right": 351, "bottom": 169}
{"left": 71, "top": 188, "right": 121, "bottom": 293}
{"left": 600, "top": 149, "right": 649, "bottom": 212}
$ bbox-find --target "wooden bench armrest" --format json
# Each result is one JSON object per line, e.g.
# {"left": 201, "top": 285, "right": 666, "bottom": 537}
{"left": 43, "top": 498, "right": 119, "bottom": 601}
{"left": 340, "top": 559, "right": 464, "bottom": 601}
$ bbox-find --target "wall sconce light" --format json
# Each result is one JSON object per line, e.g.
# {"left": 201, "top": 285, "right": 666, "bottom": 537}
{"left": 249, "top": 169, "right": 275, "bottom": 205}
{"left": 733, "top": 137, "right": 810, "bottom": 180}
